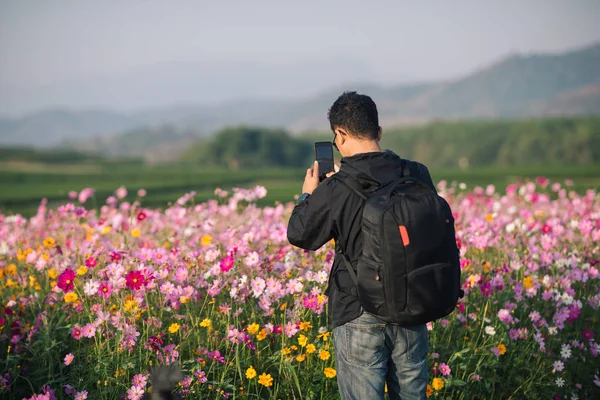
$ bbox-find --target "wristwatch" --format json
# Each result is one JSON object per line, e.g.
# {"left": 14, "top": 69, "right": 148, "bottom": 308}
{"left": 297, "top": 192, "right": 311, "bottom": 204}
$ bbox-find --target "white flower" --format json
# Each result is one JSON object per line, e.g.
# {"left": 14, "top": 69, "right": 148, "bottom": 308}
{"left": 458, "top": 183, "right": 467, "bottom": 190}
{"left": 83, "top": 280, "right": 100, "bottom": 296}
{"left": 542, "top": 275, "right": 551, "bottom": 286}
{"left": 505, "top": 223, "right": 515, "bottom": 233}
{"left": 485, "top": 326, "right": 496, "bottom": 336}
{"left": 316, "top": 270, "right": 328, "bottom": 284}
{"left": 570, "top": 220, "right": 579, "bottom": 229}
{"left": 555, "top": 377, "right": 565, "bottom": 387}
{"left": 244, "top": 251, "right": 260, "bottom": 267}
{"left": 570, "top": 394, "right": 578, "bottom": 400}
{"left": 548, "top": 327, "right": 558, "bottom": 335}
{"left": 561, "top": 344, "right": 572, "bottom": 359}
{"left": 561, "top": 292, "right": 574, "bottom": 305}
{"left": 0, "top": 242, "right": 8, "bottom": 255}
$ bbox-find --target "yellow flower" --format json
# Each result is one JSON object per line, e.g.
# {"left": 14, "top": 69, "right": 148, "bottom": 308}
{"left": 0, "top": 269, "right": 3, "bottom": 279}
{"left": 280, "top": 302, "right": 287, "bottom": 311}
{"left": 64, "top": 292, "right": 78, "bottom": 303}
{"left": 296, "top": 354, "right": 306, "bottom": 363}
{"left": 168, "top": 323, "right": 180, "bottom": 333}
{"left": 299, "top": 321, "right": 312, "bottom": 332}
{"left": 486, "top": 213, "right": 493, "bottom": 223}
{"left": 200, "top": 235, "right": 212, "bottom": 246}
{"left": 200, "top": 319, "right": 211, "bottom": 328}
{"left": 319, "top": 350, "right": 330, "bottom": 361}
{"left": 100, "top": 226, "right": 112, "bottom": 235}
{"left": 43, "top": 237, "right": 55, "bottom": 248}
{"left": 306, "top": 344, "right": 316, "bottom": 354}
{"left": 131, "top": 228, "right": 141, "bottom": 238}
{"left": 282, "top": 347, "right": 292, "bottom": 355}
{"left": 6, "top": 264, "right": 17, "bottom": 276}
{"left": 257, "top": 329, "right": 267, "bottom": 341}
{"left": 523, "top": 276, "right": 534, "bottom": 289}
{"left": 124, "top": 299, "right": 138, "bottom": 312}
{"left": 426, "top": 384, "right": 433, "bottom": 397}
{"left": 324, "top": 368, "right": 336, "bottom": 379}
{"left": 245, "top": 366, "right": 256, "bottom": 379}
{"left": 247, "top": 323, "right": 260, "bottom": 335}
{"left": 179, "top": 295, "right": 190, "bottom": 304}
{"left": 497, "top": 343, "right": 507, "bottom": 355}
{"left": 77, "top": 266, "right": 88, "bottom": 276}
{"left": 482, "top": 261, "right": 491, "bottom": 273}
{"left": 298, "top": 334, "right": 308, "bottom": 347}
{"left": 258, "top": 373, "right": 273, "bottom": 387}
{"left": 432, "top": 377, "right": 444, "bottom": 391}
{"left": 317, "top": 331, "right": 331, "bottom": 341}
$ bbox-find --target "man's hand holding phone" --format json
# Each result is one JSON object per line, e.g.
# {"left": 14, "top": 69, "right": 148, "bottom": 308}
{"left": 302, "top": 160, "right": 339, "bottom": 195}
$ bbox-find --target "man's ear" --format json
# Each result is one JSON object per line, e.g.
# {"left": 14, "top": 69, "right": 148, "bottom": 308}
{"left": 337, "top": 129, "right": 347, "bottom": 146}
{"left": 377, "top": 127, "right": 382, "bottom": 141}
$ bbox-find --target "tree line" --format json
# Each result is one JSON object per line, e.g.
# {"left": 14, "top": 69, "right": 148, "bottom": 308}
{"left": 181, "top": 117, "right": 600, "bottom": 168}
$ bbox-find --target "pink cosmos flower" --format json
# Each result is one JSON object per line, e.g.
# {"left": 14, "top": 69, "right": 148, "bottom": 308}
{"left": 82, "top": 323, "right": 96, "bottom": 338}
{"left": 131, "top": 374, "right": 147, "bottom": 388}
{"left": 64, "top": 353, "right": 74, "bottom": 366}
{"left": 74, "top": 390, "right": 88, "bottom": 400}
{"left": 127, "top": 385, "right": 144, "bottom": 400}
{"left": 78, "top": 188, "right": 95, "bottom": 204}
{"left": 439, "top": 362, "right": 451, "bottom": 376}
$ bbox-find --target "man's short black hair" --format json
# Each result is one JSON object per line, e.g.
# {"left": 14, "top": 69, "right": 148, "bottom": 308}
{"left": 327, "top": 91, "right": 379, "bottom": 140}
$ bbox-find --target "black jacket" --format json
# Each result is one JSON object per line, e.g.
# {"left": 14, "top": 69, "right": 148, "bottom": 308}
{"left": 286, "top": 150, "right": 436, "bottom": 328}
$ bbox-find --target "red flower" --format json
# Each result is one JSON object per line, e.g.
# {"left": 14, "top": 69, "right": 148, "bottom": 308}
{"left": 137, "top": 211, "right": 147, "bottom": 221}
{"left": 57, "top": 269, "right": 76, "bottom": 293}
{"left": 582, "top": 329, "right": 594, "bottom": 341}
{"left": 110, "top": 252, "right": 122, "bottom": 262}
{"left": 126, "top": 270, "right": 145, "bottom": 290}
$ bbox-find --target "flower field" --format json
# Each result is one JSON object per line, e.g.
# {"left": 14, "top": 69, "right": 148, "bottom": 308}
{"left": 0, "top": 179, "right": 599, "bottom": 400}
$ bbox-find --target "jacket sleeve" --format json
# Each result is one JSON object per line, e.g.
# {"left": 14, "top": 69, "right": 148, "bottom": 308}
{"left": 287, "top": 183, "right": 334, "bottom": 251}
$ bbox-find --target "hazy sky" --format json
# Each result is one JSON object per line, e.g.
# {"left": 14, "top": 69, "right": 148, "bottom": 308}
{"left": 1, "top": 0, "right": 599, "bottom": 116}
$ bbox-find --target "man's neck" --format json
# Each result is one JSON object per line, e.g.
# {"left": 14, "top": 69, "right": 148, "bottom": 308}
{"left": 346, "top": 140, "right": 382, "bottom": 157}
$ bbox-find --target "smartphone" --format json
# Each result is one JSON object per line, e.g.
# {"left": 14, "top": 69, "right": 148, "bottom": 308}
{"left": 314, "top": 141, "right": 334, "bottom": 182}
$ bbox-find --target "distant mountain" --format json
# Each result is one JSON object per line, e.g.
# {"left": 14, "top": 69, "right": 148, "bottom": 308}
{"left": 1, "top": 43, "right": 599, "bottom": 152}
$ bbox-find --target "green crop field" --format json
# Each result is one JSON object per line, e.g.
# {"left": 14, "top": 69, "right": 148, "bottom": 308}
{"left": 1, "top": 162, "right": 599, "bottom": 217}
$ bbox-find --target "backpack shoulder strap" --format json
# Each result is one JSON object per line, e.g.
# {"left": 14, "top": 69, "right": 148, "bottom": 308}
{"left": 400, "top": 158, "right": 411, "bottom": 177}
{"left": 334, "top": 172, "right": 368, "bottom": 201}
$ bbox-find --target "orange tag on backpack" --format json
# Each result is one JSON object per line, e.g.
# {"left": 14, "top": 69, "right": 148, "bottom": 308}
{"left": 398, "top": 225, "right": 410, "bottom": 246}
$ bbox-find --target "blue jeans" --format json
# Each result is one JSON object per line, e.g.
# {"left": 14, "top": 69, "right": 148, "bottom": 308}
{"left": 333, "top": 312, "right": 428, "bottom": 400}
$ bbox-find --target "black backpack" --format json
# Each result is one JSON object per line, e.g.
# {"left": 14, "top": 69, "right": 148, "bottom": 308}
{"left": 335, "top": 160, "right": 463, "bottom": 326}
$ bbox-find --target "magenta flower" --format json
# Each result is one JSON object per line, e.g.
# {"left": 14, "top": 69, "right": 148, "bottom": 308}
{"left": 582, "top": 329, "right": 594, "bottom": 341}
{"left": 125, "top": 270, "right": 145, "bottom": 290}
{"left": 57, "top": 269, "right": 76, "bottom": 293}
{"left": 71, "top": 326, "right": 82, "bottom": 340}
{"left": 85, "top": 257, "right": 97, "bottom": 268}
{"left": 97, "top": 282, "right": 113, "bottom": 298}
{"left": 220, "top": 255, "right": 235, "bottom": 273}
